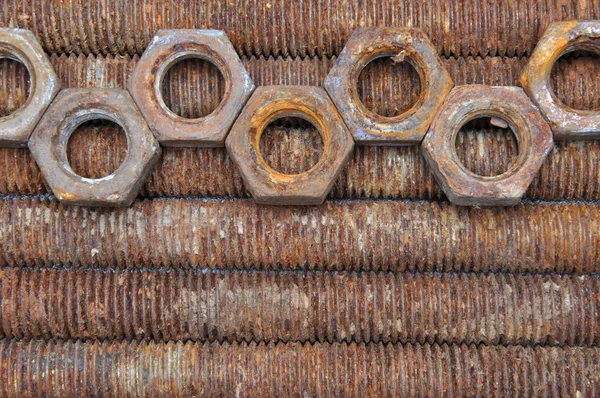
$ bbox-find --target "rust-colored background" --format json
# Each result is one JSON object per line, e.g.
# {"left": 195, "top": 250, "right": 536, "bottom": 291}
{"left": 1, "top": 1, "right": 600, "bottom": 396}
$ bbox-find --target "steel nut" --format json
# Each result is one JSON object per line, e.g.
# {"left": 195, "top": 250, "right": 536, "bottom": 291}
{"left": 422, "top": 85, "right": 554, "bottom": 206}
{"left": 28, "top": 89, "right": 161, "bottom": 207}
{"left": 520, "top": 20, "right": 600, "bottom": 140}
{"left": 324, "top": 27, "right": 453, "bottom": 145}
{"left": 226, "top": 86, "right": 354, "bottom": 205}
{"left": 0, "top": 28, "right": 60, "bottom": 146}
{"left": 128, "top": 29, "right": 255, "bottom": 147}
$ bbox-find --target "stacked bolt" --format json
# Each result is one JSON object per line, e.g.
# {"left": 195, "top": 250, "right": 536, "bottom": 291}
{"left": 1, "top": 1, "right": 600, "bottom": 396}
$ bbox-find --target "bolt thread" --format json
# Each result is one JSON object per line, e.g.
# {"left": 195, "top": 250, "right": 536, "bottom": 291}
{"left": 1, "top": 197, "right": 598, "bottom": 273}
{"left": 1, "top": 267, "right": 598, "bottom": 346}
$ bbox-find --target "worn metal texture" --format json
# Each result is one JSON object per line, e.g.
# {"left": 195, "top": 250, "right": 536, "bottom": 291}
{"left": 1, "top": 267, "right": 599, "bottom": 346}
{"left": 422, "top": 85, "right": 554, "bottom": 206}
{"left": 226, "top": 86, "right": 354, "bottom": 205}
{"left": 0, "top": 56, "right": 599, "bottom": 199}
{"left": 1, "top": 340, "right": 599, "bottom": 397}
{"left": 1, "top": 197, "right": 599, "bottom": 273}
{"left": 0, "top": 0, "right": 599, "bottom": 59}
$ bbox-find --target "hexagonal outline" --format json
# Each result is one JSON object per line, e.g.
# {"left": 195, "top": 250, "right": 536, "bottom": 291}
{"left": 225, "top": 86, "right": 355, "bottom": 205}
{"left": 0, "top": 28, "right": 60, "bottom": 146}
{"left": 422, "top": 85, "right": 554, "bottom": 206}
{"left": 324, "top": 27, "right": 453, "bottom": 145}
{"left": 520, "top": 20, "right": 600, "bottom": 139}
{"left": 128, "top": 29, "right": 255, "bottom": 147}
{"left": 28, "top": 89, "right": 161, "bottom": 207}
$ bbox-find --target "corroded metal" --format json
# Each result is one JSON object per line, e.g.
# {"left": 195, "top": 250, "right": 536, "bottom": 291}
{"left": 226, "top": 86, "right": 354, "bottom": 205}
{"left": 0, "top": 28, "right": 59, "bottom": 146}
{"left": 324, "top": 27, "right": 453, "bottom": 144}
{"left": 1, "top": 198, "right": 598, "bottom": 273}
{"left": 0, "top": 0, "right": 598, "bottom": 59}
{"left": 422, "top": 85, "right": 554, "bottom": 206}
{"left": 1, "top": 267, "right": 598, "bottom": 346}
{"left": 129, "top": 29, "right": 254, "bottom": 146}
{"left": 521, "top": 20, "right": 600, "bottom": 140}
{"left": 28, "top": 89, "right": 161, "bottom": 206}
{"left": 1, "top": 340, "right": 599, "bottom": 396}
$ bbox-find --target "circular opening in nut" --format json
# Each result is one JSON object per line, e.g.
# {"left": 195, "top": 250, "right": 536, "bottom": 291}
{"left": 67, "top": 119, "right": 127, "bottom": 179}
{"left": 551, "top": 50, "right": 600, "bottom": 111}
{"left": 0, "top": 57, "right": 31, "bottom": 118}
{"left": 160, "top": 57, "right": 226, "bottom": 119}
{"left": 260, "top": 117, "right": 324, "bottom": 175}
{"left": 454, "top": 117, "right": 519, "bottom": 177}
{"left": 357, "top": 55, "right": 422, "bottom": 118}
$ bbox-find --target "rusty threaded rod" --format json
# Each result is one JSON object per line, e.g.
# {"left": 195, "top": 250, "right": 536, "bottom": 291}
{"left": 1, "top": 197, "right": 599, "bottom": 273}
{"left": 1, "top": 267, "right": 598, "bottom": 346}
{"left": 0, "top": 339, "right": 598, "bottom": 396}
{"left": 0, "top": 0, "right": 598, "bottom": 59}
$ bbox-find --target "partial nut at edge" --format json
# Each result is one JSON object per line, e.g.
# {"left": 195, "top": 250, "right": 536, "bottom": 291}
{"left": 28, "top": 89, "right": 161, "bottom": 207}
{"left": 0, "top": 28, "right": 60, "bottom": 147}
{"left": 128, "top": 29, "right": 255, "bottom": 147}
{"left": 225, "top": 86, "right": 355, "bottom": 205}
{"left": 422, "top": 85, "right": 554, "bottom": 206}
{"left": 520, "top": 20, "right": 600, "bottom": 140}
{"left": 324, "top": 27, "right": 453, "bottom": 145}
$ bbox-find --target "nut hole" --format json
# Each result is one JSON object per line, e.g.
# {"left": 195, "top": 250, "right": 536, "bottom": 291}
{"left": 357, "top": 56, "right": 421, "bottom": 117}
{"left": 455, "top": 117, "right": 519, "bottom": 177}
{"left": 160, "top": 58, "right": 225, "bottom": 119}
{"left": 551, "top": 50, "right": 600, "bottom": 111}
{"left": 260, "top": 117, "right": 324, "bottom": 175}
{"left": 67, "top": 120, "right": 127, "bottom": 179}
{"left": 0, "top": 57, "right": 30, "bottom": 117}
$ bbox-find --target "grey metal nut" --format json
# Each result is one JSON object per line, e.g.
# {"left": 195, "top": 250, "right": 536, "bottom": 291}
{"left": 520, "top": 20, "right": 600, "bottom": 140}
{"left": 422, "top": 85, "right": 554, "bottom": 206}
{"left": 28, "top": 89, "right": 161, "bottom": 207}
{"left": 226, "top": 86, "right": 354, "bottom": 205}
{"left": 324, "top": 27, "right": 453, "bottom": 145}
{"left": 128, "top": 29, "right": 255, "bottom": 147}
{"left": 0, "top": 28, "right": 60, "bottom": 147}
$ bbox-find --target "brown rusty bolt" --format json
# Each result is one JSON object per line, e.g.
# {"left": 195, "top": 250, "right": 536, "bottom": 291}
{"left": 225, "top": 86, "right": 354, "bottom": 205}
{"left": 422, "top": 85, "right": 554, "bottom": 206}
{"left": 28, "top": 89, "right": 161, "bottom": 207}
{"left": 324, "top": 27, "right": 453, "bottom": 145}
{"left": 0, "top": 28, "right": 60, "bottom": 147}
{"left": 520, "top": 20, "right": 600, "bottom": 140}
{"left": 128, "top": 29, "right": 255, "bottom": 147}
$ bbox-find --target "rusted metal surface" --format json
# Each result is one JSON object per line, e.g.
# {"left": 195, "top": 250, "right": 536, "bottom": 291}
{"left": 129, "top": 29, "right": 255, "bottom": 146}
{"left": 0, "top": 28, "right": 59, "bottom": 146}
{"left": 226, "top": 86, "right": 354, "bottom": 205}
{"left": 423, "top": 85, "right": 554, "bottom": 206}
{"left": 324, "top": 27, "right": 453, "bottom": 144}
{"left": 1, "top": 267, "right": 599, "bottom": 346}
{"left": 521, "top": 20, "right": 600, "bottom": 140}
{"left": 1, "top": 340, "right": 599, "bottom": 396}
{"left": 1, "top": 197, "right": 599, "bottom": 273}
{"left": 27, "top": 89, "right": 161, "bottom": 207}
{"left": 0, "top": 0, "right": 599, "bottom": 59}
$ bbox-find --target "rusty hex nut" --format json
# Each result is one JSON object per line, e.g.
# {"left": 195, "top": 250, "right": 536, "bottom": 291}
{"left": 28, "top": 89, "right": 161, "bottom": 207}
{"left": 0, "top": 28, "right": 60, "bottom": 147}
{"left": 225, "top": 86, "right": 354, "bottom": 205}
{"left": 520, "top": 20, "right": 600, "bottom": 140}
{"left": 128, "top": 29, "right": 255, "bottom": 147}
{"left": 422, "top": 85, "right": 554, "bottom": 206}
{"left": 324, "top": 27, "right": 453, "bottom": 145}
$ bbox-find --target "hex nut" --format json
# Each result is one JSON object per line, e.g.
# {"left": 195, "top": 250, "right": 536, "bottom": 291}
{"left": 0, "top": 28, "right": 60, "bottom": 147}
{"left": 225, "top": 86, "right": 354, "bottom": 205}
{"left": 520, "top": 20, "right": 600, "bottom": 140}
{"left": 128, "top": 29, "right": 255, "bottom": 147}
{"left": 422, "top": 85, "right": 554, "bottom": 206}
{"left": 324, "top": 27, "right": 453, "bottom": 145}
{"left": 28, "top": 89, "right": 161, "bottom": 207}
